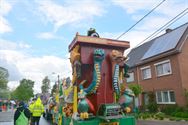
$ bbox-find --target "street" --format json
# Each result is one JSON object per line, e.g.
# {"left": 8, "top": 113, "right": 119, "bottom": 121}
{"left": 0, "top": 111, "right": 50, "bottom": 125}
{"left": 1, "top": 111, "right": 188, "bottom": 125}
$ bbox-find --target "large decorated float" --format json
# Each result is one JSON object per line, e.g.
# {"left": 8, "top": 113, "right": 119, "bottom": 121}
{"left": 52, "top": 29, "right": 136, "bottom": 125}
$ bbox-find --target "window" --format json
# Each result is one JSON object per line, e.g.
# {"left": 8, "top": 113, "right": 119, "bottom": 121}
{"left": 126, "top": 72, "right": 134, "bottom": 83}
{"left": 156, "top": 91, "right": 162, "bottom": 103}
{"left": 155, "top": 60, "right": 172, "bottom": 77}
{"left": 156, "top": 90, "right": 176, "bottom": 104}
{"left": 143, "top": 93, "right": 149, "bottom": 105}
{"left": 141, "top": 66, "right": 151, "bottom": 80}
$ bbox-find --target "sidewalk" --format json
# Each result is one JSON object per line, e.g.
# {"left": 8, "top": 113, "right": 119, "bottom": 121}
{"left": 137, "top": 120, "right": 188, "bottom": 125}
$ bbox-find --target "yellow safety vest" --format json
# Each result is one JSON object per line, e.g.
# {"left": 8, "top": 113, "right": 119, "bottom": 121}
{"left": 32, "top": 98, "right": 44, "bottom": 117}
{"left": 29, "top": 103, "right": 34, "bottom": 113}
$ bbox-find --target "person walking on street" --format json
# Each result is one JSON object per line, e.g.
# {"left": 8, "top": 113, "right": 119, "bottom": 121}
{"left": 14, "top": 101, "right": 31, "bottom": 125}
{"left": 30, "top": 97, "right": 44, "bottom": 125}
{"left": 29, "top": 98, "right": 36, "bottom": 125}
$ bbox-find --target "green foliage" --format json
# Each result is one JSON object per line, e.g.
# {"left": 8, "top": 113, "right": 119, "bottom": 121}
{"left": 11, "top": 79, "right": 34, "bottom": 101}
{"left": 155, "top": 112, "right": 165, "bottom": 120}
{"left": 41, "top": 76, "right": 50, "bottom": 93}
{"left": 0, "top": 67, "right": 10, "bottom": 99}
{"left": 128, "top": 84, "right": 142, "bottom": 97}
{"left": 0, "top": 67, "right": 9, "bottom": 89}
{"left": 169, "top": 117, "right": 176, "bottom": 121}
{"left": 184, "top": 89, "right": 188, "bottom": 106}
{"left": 51, "top": 83, "right": 57, "bottom": 96}
{"left": 161, "top": 105, "right": 183, "bottom": 115}
{"left": 147, "top": 91, "right": 158, "bottom": 113}
{"left": 173, "top": 112, "right": 188, "bottom": 118}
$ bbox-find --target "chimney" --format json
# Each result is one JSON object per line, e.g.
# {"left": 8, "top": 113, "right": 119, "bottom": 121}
{"left": 166, "top": 28, "right": 172, "bottom": 33}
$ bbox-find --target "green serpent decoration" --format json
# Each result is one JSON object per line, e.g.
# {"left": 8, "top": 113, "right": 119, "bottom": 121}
{"left": 113, "top": 64, "right": 120, "bottom": 95}
{"left": 80, "top": 49, "right": 105, "bottom": 95}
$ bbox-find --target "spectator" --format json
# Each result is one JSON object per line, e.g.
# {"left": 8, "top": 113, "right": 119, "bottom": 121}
{"left": 14, "top": 101, "right": 31, "bottom": 125}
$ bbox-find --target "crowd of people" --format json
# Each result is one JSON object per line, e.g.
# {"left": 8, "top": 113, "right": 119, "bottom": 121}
{"left": 14, "top": 97, "right": 44, "bottom": 125}
{"left": 0, "top": 99, "right": 16, "bottom": 112}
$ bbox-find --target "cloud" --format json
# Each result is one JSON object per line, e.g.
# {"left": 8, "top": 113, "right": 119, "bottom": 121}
{"left": 0, "top": 39, "right": 71, "bottom": 93}
{"left": 37, "top": 32, "right": 64, "bottom": 40}
{"left": 101, "top": 30, "right": 150, "bottom": 49}
{"left": 16, "top": 55, "right": 72, "bottom": 93}
{"left": 156, "top": 1, "right": 188, "bottom": 17}
{"left": 8, "top": 81, "right": 20, "bottom": 90}
{"left": 0, "top": 39, "right": 31, "bottom": 50}
{"left": 0, "top": 16, "right": 12, "bottom": 33}
{"left": 0, "top": 58, "right": 22, "bottom": 81}
{"left": 0, "top": 0, "right": 12, "bottom": 15}
{"left": 135, "top": 16, "right": 169, "bottom": 31}
{"left": 111, "top": 0, "right": 187, "bottom": 15}
{"left": 111, "top": 0, "right": 158, "bottom": 14}
{"left": 0, "top": 0, "right": 12, "bottom": 34}
{"left": 110, "top": 0, "right": 188, "bottom": 49}
{"left": 36, "top": 0, "right": 105, "bottom": 32}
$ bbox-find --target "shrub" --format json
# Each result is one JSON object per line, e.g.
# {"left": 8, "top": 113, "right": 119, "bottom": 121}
{"left": 147, "top": 92, "right": 158, "bottom": 113}
{"left": 174, "top": 112, "right": 188, "bottom": 118}
{"left": 147, "top": 103, "right": 158, "bottom": 113}
{"left": 169, "top": 117, "right": 175, "bottom": 121}
{"left": 138, "top": 112, "right": 152, "bottom": 120}
{"left": 175, "top": 118, "right": 181, "bottom": 121}
{"left": 155, "top": 112, "right": 165, "bottom": 120}
{"left": 160, "top": 105, "right": 177, "bottom": 115}
{"left": 160, "top": 105, "right": 185, "bottom": 116}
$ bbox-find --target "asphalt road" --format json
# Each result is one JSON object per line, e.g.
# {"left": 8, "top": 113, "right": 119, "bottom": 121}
{"left": 1, "top": 111, "right": 188, "bottom": 125}
{"left": 0, "top": 111, "right": 50, "bottom": 125}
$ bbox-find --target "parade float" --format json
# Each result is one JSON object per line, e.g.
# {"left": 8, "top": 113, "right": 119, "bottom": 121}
{"left": 53, "top": 29, "right": 136, "bottom": 125}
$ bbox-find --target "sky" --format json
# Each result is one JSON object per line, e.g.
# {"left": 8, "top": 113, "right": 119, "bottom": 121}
{"left": 0, "top": 0, "right": 187, "bottom": 93}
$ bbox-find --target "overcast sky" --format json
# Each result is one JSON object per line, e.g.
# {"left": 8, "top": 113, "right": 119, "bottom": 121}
{"left": 0, "top": 0, "right": 187, "bottom": 93}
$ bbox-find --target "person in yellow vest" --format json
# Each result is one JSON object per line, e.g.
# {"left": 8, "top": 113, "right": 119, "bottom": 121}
{"left": 30, "top": 97, "right": 44, "bottom": 125}
{"left": 29, "top": 98, "right": 36, "bottom": 125}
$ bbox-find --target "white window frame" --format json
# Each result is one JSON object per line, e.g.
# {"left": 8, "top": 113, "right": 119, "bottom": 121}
{"left": 126, "top": 72, "right": 134, "bottom": 83}
{"left": 154, "top": 60, "right": 172, "bottom": 77}
{"left": 140, "top": 66, "right": 152, "bottom": 80}
{"left": 156, "top": 90, "right": 176, "bottom": 104}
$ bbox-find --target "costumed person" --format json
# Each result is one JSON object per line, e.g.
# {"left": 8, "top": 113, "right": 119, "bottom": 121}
{"left": 31, "top": 97, "right": 44, "bottom": 125}
{"left": 14, "top": 101, "right": 31, "bottom": 125}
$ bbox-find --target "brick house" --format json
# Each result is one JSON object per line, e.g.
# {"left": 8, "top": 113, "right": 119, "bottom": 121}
{"left": 126, "top": 23, "right": 188, "bottom": 107}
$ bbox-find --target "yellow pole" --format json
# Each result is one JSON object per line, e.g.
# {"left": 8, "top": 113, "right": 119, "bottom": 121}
{"left": 73, "top": 86, "right": 78, "bottom": 113}
{"left": 114, "top": 92, "right": 116, "bottom": 103}
{"left": 120, "top": 69, "right": 123, "bottom": 82}
{"left": 119, "top": 69, "right": 124, "bottom": 93}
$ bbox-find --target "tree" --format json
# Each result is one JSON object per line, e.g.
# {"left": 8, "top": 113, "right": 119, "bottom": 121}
{"left": 184, "top": 89, "right": 188, "bottom": 107}
{"left": 147, "top": 91, "right": 158, "bottom": 112}
{"left": 0, "top": 67, "right": 9, "bottom": 99}
{"left": 41, "top": 76, "right": 50, "bottom": 93}
{"left": 128, "top": 84, "right": 142, "bottom": 97}
{"left": 51, "top": 83, "right": 57, "bottom": 96}
{"left": 11, "top": 79, "right": 34, "bottom": 101}
{"left": 128, "top": 84, "right": 142, "bottom": 113}
{"left": 0, "top": 67, "right": 9, "bottom": 89}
